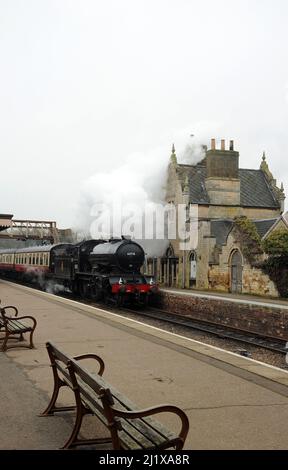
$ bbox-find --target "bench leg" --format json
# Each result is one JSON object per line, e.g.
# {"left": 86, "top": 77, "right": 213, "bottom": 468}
{"left": 1, "top": 334, "right": 9, "bottom": 352}
{"left": 19, "top": 333, "right": 24, "bottom": 342}
{"left": 29, "top": 329, "right": 35, "bottom": 349}
{"left": 40, "top": 378, "right": 68, "bottom": 416}
{"left": 61, "top": 405, "right": 112, "bottom": 450}
{"left": 61, "top": 403, "right": 89, "bottom": 449}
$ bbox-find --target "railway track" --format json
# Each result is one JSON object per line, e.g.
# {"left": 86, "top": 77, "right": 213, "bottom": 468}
{"left": 78, "top": 294, "right": 288, "bottom": 355}
{"left": 122, "top": 306, "right": 288, "bottom": 355}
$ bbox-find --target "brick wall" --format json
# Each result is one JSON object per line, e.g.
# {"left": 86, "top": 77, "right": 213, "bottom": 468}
{"left": 158, "top": 291, "right": 288, "bottom": 340}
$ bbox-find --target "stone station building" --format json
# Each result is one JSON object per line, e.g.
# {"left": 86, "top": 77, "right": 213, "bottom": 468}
{"left": 147, "top": 139, "right": 287, "bottom": 297}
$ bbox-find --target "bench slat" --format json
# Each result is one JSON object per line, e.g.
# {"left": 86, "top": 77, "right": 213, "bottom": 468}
{"left": 5, "top": 319, "right": 32, "bottom": 332}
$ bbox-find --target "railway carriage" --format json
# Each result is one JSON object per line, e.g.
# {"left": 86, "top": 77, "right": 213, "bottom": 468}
{"left": 0, "top": 244, "right": 73, "bottom": 285}
{"left": 0, "top": 239, "right": 158, "bottom": 306}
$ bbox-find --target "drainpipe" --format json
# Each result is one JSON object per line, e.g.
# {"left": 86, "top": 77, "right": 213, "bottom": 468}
{"left": 182, "top": 249, "right": 186, "bottom": 289}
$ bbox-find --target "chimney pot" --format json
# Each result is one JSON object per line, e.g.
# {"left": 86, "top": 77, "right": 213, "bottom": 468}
{"left": 211, "top": 138, "right": 216, "bottom": 150}
{"left": 221, "top": 139, "right": 225, "bottom": 151}
{"left": 229, "top": 140, "right": 234, "bottom": 151}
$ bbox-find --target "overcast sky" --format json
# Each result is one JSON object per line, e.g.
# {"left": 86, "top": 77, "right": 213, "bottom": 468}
{"left": 1, "top": 0, "right": 288, "bottom": 228}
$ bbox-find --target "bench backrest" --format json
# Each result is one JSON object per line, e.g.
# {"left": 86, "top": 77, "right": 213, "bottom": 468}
{"left": 47, "top": 341, "right": 72, "bottom": 366}
{"left": 46, "top": 341, "right": 106, "bottom": 408}
{"left": 46, "top": 342, "right": 75, "bottom": 388}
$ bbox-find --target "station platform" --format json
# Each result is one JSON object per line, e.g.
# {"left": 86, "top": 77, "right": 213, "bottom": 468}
{"left": 162, "top": 287, "right": 288, "bottom": 310}
{"left": 1, "top": 279, "right": 288, "bottom": 450}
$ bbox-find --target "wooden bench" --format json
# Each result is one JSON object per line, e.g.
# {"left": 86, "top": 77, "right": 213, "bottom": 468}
{"left": 0, "top": 303, "right": 37, "bottom": 351}
{"left": 42, "top": 342, "right": 189, "bottom": 450}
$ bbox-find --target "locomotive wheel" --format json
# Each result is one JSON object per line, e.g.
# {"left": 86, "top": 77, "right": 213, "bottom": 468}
{"left": 116, "top": 295, "right": 124, "bottom": 308}
{"left": 91, "top": 285, "right": 103, "bottom": 301}
{"left": 79, "top": 281, "right": 91, "bottom": 299}
{"left": 71, "top": 281, "right": 80, "bottom": 296}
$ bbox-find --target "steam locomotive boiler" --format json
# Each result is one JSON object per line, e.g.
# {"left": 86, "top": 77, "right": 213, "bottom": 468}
{"left": 85, "top": 238, "right": 157, "bottom": 305}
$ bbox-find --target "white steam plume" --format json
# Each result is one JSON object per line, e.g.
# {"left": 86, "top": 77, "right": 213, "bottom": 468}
{"left": 73, "top": 127, "right": 210, "bottom": 257}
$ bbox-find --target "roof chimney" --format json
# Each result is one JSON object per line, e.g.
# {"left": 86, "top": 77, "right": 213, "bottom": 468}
{"left": 206, "top": 137, "right": 239, "bottom": 180}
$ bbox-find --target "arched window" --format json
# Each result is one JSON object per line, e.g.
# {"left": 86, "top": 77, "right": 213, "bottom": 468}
{"left": 166, "top": 245, "right": 175, "bottom": 258}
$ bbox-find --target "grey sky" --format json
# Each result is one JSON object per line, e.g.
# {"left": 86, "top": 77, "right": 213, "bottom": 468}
{"left": 1, "top": 0, "right": 288, "bottom": 228}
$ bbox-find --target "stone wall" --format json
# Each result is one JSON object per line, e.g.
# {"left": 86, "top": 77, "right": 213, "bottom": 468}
{"left": 158, "top": 291, "right": 288, "bottom": 340}
{"left": 205, "top": 177, "right": 240, "bottom": 206}
{"left": 208, "top": 263, "right": 279, "bottom": 297}
{"left": 242, "top": 266, "right": 279, "bottom": 297}
{"left": 207, "top": 231, "right": 279, "bottom": 297}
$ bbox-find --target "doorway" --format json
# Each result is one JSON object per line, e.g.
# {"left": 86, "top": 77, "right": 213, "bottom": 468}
{"left": 231, "top": 250, "right": 243, "bottom": 293}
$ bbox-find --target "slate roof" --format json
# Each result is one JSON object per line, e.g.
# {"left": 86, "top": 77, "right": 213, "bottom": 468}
{"left": 210, "top": 220, "right": 233, "bottom": 245}
{"left": 177, "top": 162, "right": 279, "bottom": 208}
{"left": 239, "top": 169, "right": 278, "bottom": 208}
{"left": 0, "top": 214, "right": 13, "bottom": 232}
{"left": 253, "top": 219, "right": 278, "bottom": 238}
{"left": 210, "top": 218, "right": 279, "bottom": 246}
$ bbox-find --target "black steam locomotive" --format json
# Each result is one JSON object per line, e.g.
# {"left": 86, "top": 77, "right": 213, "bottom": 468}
{"left": 0, "top": 238, "right": 158, "bottom": 306}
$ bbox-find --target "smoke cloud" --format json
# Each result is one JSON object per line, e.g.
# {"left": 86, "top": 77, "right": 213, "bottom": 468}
{"left": 74, "top": 128, "right": 209, "bottom": 257}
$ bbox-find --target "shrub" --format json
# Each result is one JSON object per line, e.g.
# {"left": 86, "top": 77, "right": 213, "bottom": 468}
{"left": 262, "top": 229, "right": 288, "bottom": 256}
{"left": 233, "top": 217, "right": 263, "bottom": 262}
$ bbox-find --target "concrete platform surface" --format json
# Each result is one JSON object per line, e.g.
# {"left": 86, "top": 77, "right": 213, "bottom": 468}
{"left": 1, "top": 280, "right": 288, "bottom": 450}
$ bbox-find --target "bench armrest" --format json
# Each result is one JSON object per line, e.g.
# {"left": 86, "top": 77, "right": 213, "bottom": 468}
{"left": 73, "top": 354, "right": 105, "bottom": 376}
{"left": 111, "top": 404, "right": 189, "bottom": 444}
{"left": 1, "top": 306, "right": 19, "bottom": 317}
